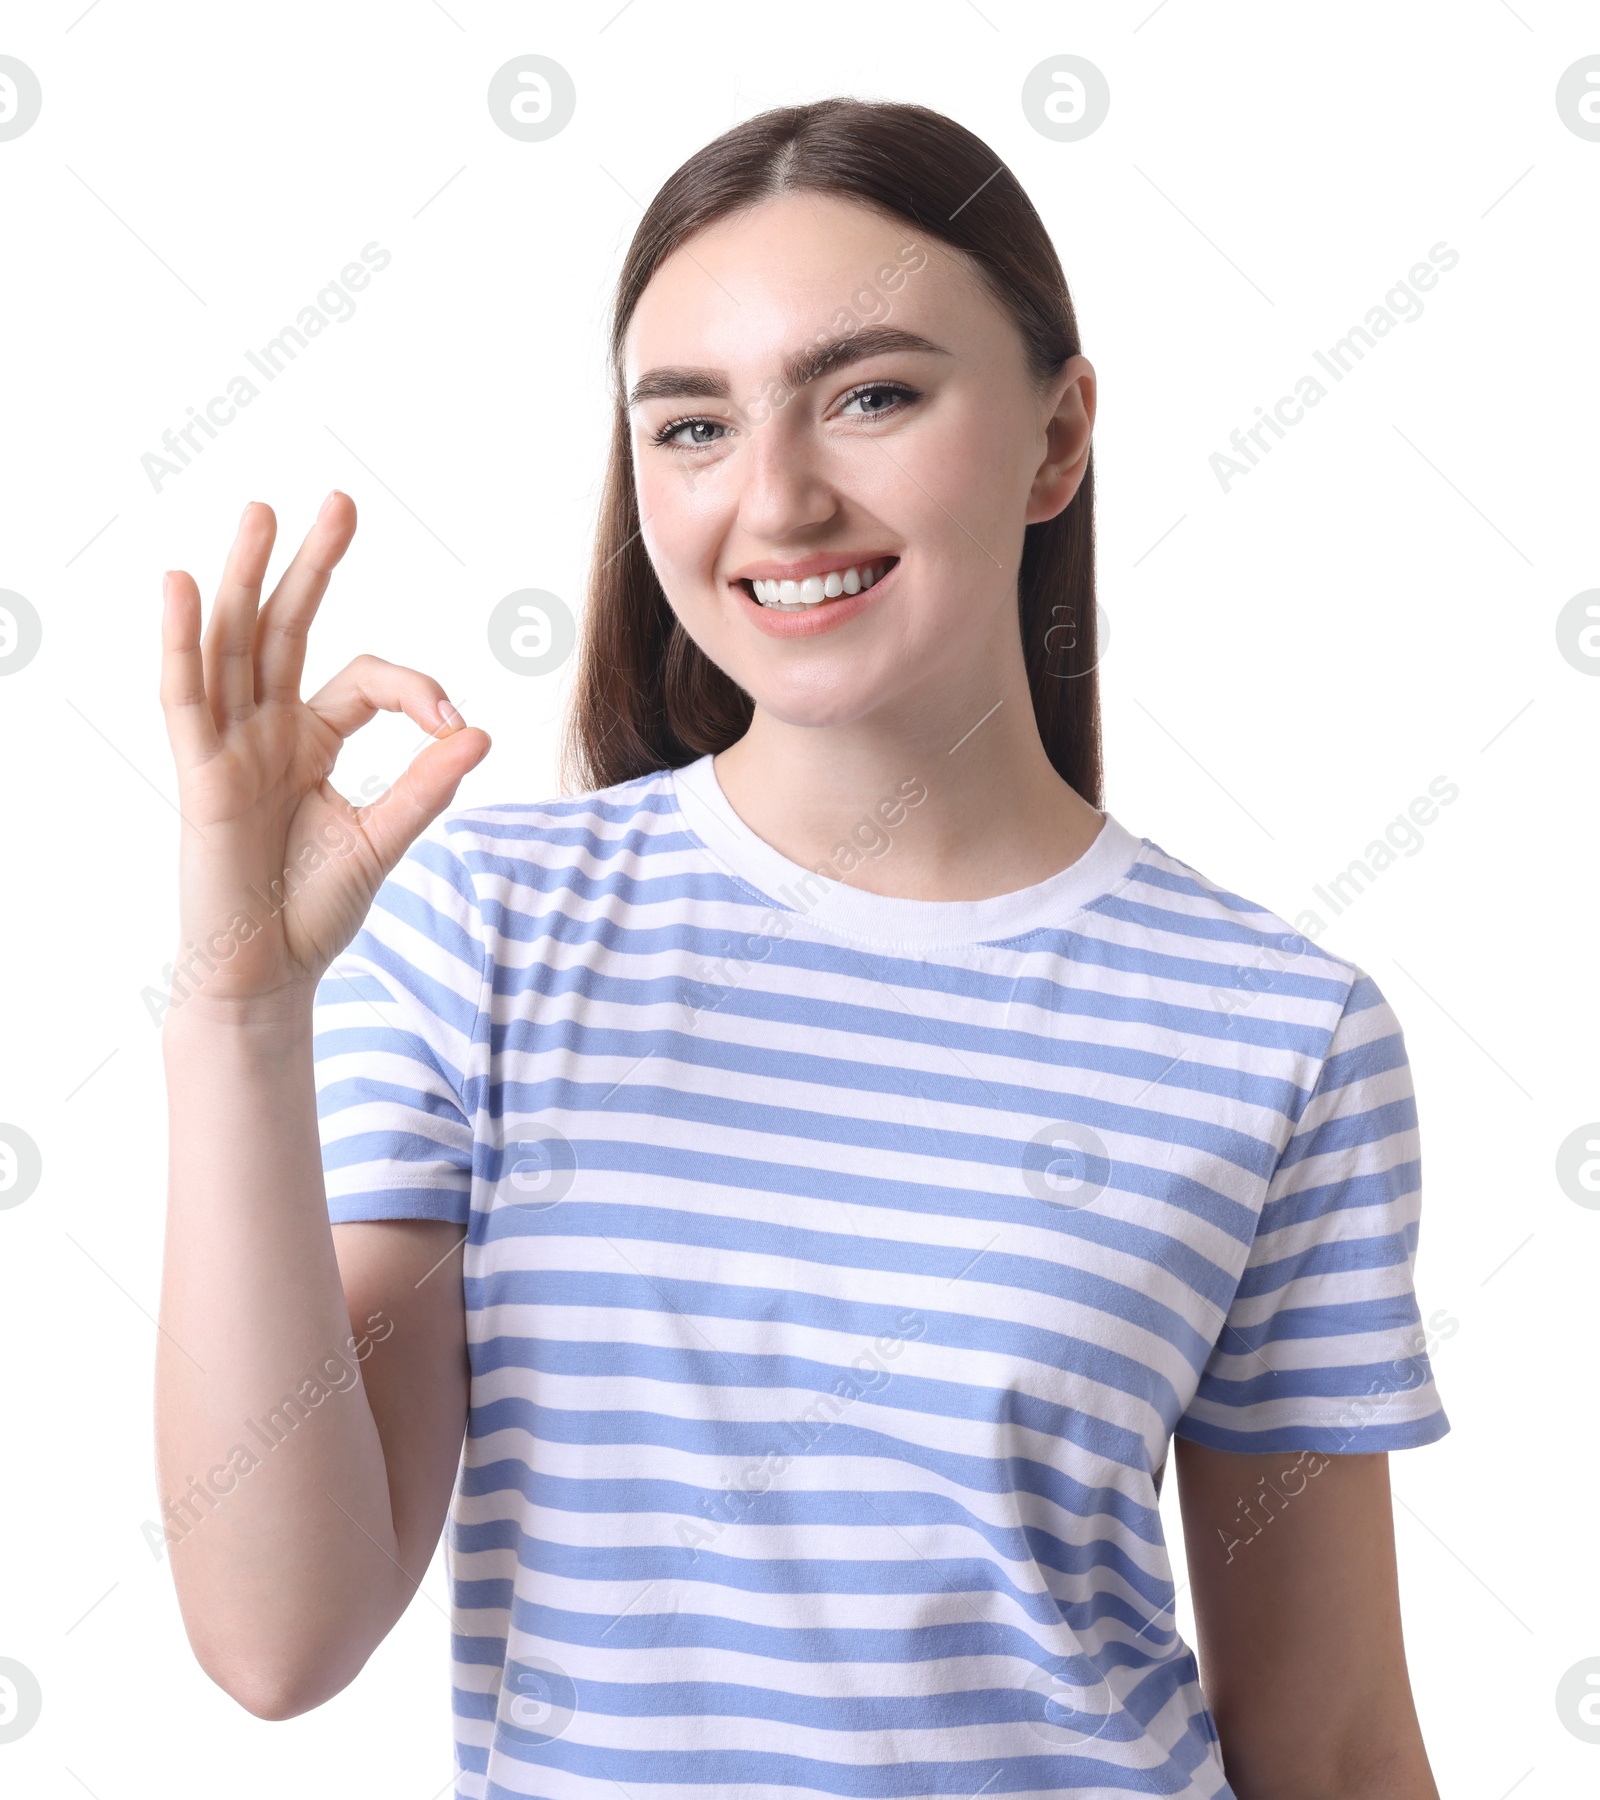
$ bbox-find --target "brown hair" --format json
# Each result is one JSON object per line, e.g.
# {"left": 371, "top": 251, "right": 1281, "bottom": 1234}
{"left": 561, "top": 97, "right": 1102, "bottom": 806}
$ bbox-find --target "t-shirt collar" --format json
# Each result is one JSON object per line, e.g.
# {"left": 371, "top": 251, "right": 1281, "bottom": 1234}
{"left": 669, "top": 752, "right": 1143, "bottom": 951}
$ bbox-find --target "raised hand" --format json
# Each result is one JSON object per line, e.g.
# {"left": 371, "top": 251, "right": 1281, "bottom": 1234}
{"left": 158, "top": 493, "right": 490, "bottom": 1015}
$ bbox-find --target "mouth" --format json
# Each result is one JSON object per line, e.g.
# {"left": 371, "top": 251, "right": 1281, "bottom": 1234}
{"left": 737, "top": 556, "right": 899, "bottom": 612}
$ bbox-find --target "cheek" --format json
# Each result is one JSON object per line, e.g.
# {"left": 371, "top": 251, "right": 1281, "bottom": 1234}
{"left": 868, "top": 399, "right": 1027, "bottom": 567}
{"left": 952, "top": 397, "right": 1035, "bottom": 509}
{"left": 635, "top": 455, "right": 729, "bottom": 590}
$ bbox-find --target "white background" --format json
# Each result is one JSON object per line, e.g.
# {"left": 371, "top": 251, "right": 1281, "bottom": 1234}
{"left": 0, "top": 2, "right": 1595, "bottom": 1795}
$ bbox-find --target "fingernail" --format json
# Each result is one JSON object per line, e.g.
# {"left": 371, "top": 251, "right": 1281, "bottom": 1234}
{"left": 438, "top": 699, "right": 464, "bottom": 730}
{"left": 318, "top": 490, "right": 338, "bottom": 520}
{"left": 240, "top": 501, "right": 255, "bottom": 526}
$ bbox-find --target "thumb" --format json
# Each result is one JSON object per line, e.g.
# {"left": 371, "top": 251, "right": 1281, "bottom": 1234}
{"left": 356, "top": 722, "right": 491, "bottom": 874}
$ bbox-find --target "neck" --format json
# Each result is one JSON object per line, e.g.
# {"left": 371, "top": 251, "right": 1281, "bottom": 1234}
{"left": 711, "top": 662, "right": 1104, "bottom": 903}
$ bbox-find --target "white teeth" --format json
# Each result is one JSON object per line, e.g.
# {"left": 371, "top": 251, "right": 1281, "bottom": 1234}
{"left": 748, "top": 560, "right": 891, "bottom": 608}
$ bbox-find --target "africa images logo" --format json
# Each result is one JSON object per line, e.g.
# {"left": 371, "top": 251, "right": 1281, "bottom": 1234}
{"left": 1209, "top": 243, "right": 1460, "bottom": 492}
{"left": 139, "top": 242, "right": 393, "bottom": 492}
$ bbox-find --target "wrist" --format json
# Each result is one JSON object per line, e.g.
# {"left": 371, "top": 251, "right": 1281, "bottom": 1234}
{"left": 160, "top": 980, "right": 319, "bottom": 1049}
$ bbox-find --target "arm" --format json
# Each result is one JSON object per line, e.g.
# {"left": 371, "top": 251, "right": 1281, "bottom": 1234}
{"left": 1174, "top": 1436, "right": 1439, "bottom": 1800}
{"left": 158, "top": 1073, "right": 468, "bottom": 1719}
{"left": 331, "top": 1218, "right": 471, "bottom": 1633}
{"left": 154, "top": 494, "right": 489, "bottom": 1717}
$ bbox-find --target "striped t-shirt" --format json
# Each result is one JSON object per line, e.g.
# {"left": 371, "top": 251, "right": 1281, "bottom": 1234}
{"left": 312, "top": 754, "right": 1448, "bottom": 1800}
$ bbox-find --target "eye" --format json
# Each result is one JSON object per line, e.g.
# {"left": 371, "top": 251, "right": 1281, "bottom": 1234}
{"left": 835, "top": 381, "right": 919, "bottom": 420}
{"left": 650, "top": 414, "right": 730, "bottom": 451}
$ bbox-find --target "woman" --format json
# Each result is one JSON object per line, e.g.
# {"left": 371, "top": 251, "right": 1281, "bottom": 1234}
{"left": 155, "top": 99, "right": 1448, "bottom": 1799}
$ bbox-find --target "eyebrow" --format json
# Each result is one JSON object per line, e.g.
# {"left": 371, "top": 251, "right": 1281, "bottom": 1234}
{"left": 626, "top": 326, "right": 950, "bottom": 410}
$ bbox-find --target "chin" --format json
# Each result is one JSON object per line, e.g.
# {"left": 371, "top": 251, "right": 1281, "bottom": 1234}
{"left": 749, "top": 699, "right": 878, "bottom": 733}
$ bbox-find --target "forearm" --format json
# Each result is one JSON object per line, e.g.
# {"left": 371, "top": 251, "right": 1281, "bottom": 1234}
{"left": 1179, "top": 1441, "right": 1440, "bottom": 1800}
{"left": 156, "top": 993, "right": 408, "bottom": 1717}
{"left": 1217, "top": 1719, "right": 1440, "bottom": 1800}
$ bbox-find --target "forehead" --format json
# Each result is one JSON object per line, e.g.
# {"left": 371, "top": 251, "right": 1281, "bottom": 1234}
{"left": 622, "top": 191, "right": 981, "bottom": 380}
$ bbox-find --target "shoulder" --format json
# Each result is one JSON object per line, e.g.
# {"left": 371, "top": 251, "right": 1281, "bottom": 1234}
{"left": 337, "top": 768, "right": 700, "bottom": 1012}
{"left": 419, "top": 767, "right": 687, "bottom": 879}
{"left": 394, "top": 767, "right": 725, "bottom": 943}
{"left": 1105, "top": 826, "right": 1394, "bottom": 1045}
{"left": 1113, "top": 829, "right": 1356, "bottom": 970}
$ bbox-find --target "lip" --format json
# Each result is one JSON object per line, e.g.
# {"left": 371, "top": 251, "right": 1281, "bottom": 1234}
{"left": 732, "top": 555, "right": 900, "bottom": 639}
{"left": 729, "top": 551, "right": 899, "bottom": 583}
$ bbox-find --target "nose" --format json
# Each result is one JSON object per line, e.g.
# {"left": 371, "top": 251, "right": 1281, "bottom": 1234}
{"left": 732, "top": 406, "right": 841, "bottom": 545}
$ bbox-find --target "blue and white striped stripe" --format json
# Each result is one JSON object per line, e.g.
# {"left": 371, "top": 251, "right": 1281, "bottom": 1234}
{"left": 313, "top": 756, "right": 1446, "bottom": 1799}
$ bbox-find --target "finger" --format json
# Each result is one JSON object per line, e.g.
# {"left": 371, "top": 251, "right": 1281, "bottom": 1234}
{"left": 305, "top": 654, "right": 458, "bottom": 742}
{"left": 201, "top": 501, "right": 279, "bottom": 726}
{"left": 159, "top": 569, "right": 219, "bottom": 764}
{"left": 254, "top": 490, "right": 358, "bottom": 702}
{"left": 357, "top": 725, "right": 492, "bottom": 874}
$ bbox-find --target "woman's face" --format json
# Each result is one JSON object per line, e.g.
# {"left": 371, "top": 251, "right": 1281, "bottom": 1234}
{"left": 623, "top": 191, "right": 1094, "bottom": 733}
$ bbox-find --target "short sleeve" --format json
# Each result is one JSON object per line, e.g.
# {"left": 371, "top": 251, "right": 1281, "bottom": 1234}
{"left": 312, "top": 823, "right": 487, "bottom": 1226}
{"left": 1175, "top": 970, "right": 1450, "bottom": 1455}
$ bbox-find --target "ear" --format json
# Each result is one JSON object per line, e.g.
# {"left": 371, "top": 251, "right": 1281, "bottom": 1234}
{"left": 1024, "top": 354, "right": 1096, "bottom": 526}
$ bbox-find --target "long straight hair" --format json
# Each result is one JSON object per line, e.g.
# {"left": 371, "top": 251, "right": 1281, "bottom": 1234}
{"left": 561, "top": 98, "right": 1102, "bottom": 807}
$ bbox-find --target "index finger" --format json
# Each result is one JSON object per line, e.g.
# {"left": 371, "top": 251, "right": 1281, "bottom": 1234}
{"left": 159, "top": 568, "right": 219, "bottom": 765}
{"left": 253, "top": 490, "right": 359, "bottom": 702}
